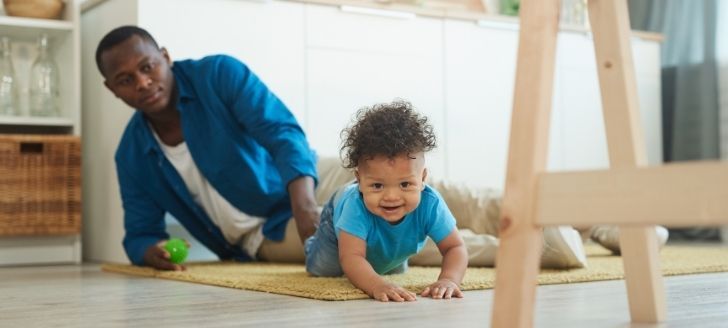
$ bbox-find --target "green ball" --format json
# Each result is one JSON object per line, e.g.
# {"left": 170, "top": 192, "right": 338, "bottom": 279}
{"left": 164, "top": 238, "right": 188, "bottom": 264}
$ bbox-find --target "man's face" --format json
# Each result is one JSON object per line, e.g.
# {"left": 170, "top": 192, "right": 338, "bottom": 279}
{"left": 355, "top": 153, "right": 428, "bottom": 223}
{"left": 100, "top": 35, "right": 174, "bottom": 115}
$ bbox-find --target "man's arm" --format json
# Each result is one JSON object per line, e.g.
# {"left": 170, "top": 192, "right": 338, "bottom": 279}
{"left": 287, "top": 176, "right": 319, "bottom": 242}
{"left": 214, "top": 56, "right": 318, "bottom": 189}
{"left": 214, "top": 56, "right": 319, "bottom": 241}
{"left": 117, "top": 161, "right": 172, "bottom": 269}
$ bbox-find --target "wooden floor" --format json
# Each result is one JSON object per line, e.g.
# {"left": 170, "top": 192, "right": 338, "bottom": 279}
{"left": 1, "top": 264, "right": 727, "bottom": 327}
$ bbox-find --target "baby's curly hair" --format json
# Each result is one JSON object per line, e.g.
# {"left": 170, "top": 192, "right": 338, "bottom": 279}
{"left": 340, "top": 100, "right": 436, "bottom": 169}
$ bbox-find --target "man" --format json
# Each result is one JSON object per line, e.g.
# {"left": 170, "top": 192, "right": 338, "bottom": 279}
{"left": 96, "top": 26, "right": 319, "bottom": 270}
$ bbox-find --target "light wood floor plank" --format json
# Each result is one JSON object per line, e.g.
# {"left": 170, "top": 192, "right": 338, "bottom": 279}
{"left": 1, "top": 263, "right": 728, "bottom": 327}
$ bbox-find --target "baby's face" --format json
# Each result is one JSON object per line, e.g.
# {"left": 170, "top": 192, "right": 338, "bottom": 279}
{"left": 355, "top": 153, "right": 427, "bottom": 224}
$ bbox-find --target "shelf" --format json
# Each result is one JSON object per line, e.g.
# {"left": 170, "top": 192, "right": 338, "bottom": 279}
{"left": 0, "top": 235, "right": 81, "bottom": 265}
{"left": 0, "top": 115, "right": 75, "bottom": 127}
{"left": 0, "top": 1, "right": 81, "bottom": 264}
{"left": 0, "top": 15, "right": 74, "bottom": 41}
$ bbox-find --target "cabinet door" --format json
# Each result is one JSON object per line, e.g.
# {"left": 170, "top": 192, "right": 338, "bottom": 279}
{"left": 443, "top": 20, "right": 518, "bottom": 189}
{"left": 305, "top": 4, "right": 446, "bottom": 177}
{"left": 553, "top": 33, "right": 663, "bottom": 171}
{"left": 306, "top": 4, "right": 438, "bottom": 55}
{"left": 553, "top": 33, "right": 609, "bottom": 171}
{"left": 140, "top": 0, "right": 307, "bottom": 127}
{"left": 632, "top": 37, "right": 663, "bottom": 165}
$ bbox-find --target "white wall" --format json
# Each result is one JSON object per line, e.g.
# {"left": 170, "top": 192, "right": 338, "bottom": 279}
{"left": 80, "top": 0, "right": 138, "bottom": 263}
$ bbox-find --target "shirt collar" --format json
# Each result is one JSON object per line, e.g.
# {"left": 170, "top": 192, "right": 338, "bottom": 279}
{"left": 139, "top": 113, "right": 160, "bottom": 155}
{"left": 172, "top": 62, "right": 195, "bottom": 103}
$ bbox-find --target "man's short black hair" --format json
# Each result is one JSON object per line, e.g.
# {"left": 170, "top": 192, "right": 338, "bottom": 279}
{"left": 95, "top": 25, "right": 159, "bottom": 76}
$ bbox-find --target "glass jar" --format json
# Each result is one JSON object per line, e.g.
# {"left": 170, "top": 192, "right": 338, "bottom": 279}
{"left": 29, "top": 34, "right": 60, "bottom": 117}
{"left": 0, "top": 37, "right": 20, "bottom": 116}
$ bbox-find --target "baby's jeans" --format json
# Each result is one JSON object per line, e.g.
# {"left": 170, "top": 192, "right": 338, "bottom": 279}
{"left": 304, "top": 198, "right": 407, "bottom": 277}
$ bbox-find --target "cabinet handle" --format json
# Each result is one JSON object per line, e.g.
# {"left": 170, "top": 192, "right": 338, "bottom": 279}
{"left": 476, "top": 19, "right": 519, "bottom": 31}
{"left": 340, "top": 5, "right": 416, "bottom": 20}
{"left": 20, "top": 142, "right": 44, "bottom": 154}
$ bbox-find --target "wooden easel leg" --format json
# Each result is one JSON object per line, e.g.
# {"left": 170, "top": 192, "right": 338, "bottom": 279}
{"left": 491, "top": 1, "right": 560, "bottom": 327}
{"left": 588, "top": 0, "right": 666, "bottom": 322}
{"left": 620, "top": 227, "right": 666, "bottom": 322}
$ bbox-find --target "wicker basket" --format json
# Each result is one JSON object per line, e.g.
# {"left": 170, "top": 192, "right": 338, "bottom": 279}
{"left": 0, "top": 134, "right": 81, "bottom": 236}
{"left": 2, "top": 0, "right": 65, "bottom": 20}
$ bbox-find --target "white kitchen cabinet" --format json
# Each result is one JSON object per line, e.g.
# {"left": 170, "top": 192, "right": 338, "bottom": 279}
{"left": 445, "top": 22, "right": 663, "bottom": 189}
{"left": 554, "top": 32, "right": 662, "bottom": 170}
{"left": 442, "top": 19, "right": 518, "bottom": 189}
{"left": 306, "top": 4, "right": 436, "bottom": 55}
{"left": 0, "top": 0, "right": 82, "bottom": 265}
{"left": 552, "top": 32, "right": 609, "bottom": 172}
{"left": 305, "top": 4, "right": 446, "bottom": 178}
{"left": 632, "top": 37, "right": 663, "bottom": 166}
{"left": 553, "top": 32, "right": 663, "bottom": 171}
{"left": 81, "top": 0, "right": 305, "bottom": 263}
{"left": 139, "top": 0, "right": 306, "bottom": 127}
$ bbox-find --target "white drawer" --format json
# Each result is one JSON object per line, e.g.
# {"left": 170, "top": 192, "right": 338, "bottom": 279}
{"left": 556, "top": 31, "right": 660, "bottom": 76}
{"left": 305, "top": 3, "right": 442, "bottom": 56}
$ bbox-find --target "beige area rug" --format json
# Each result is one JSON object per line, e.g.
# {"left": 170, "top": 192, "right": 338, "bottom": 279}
{"left": 102, "top": 244, "right": 728, "bottom": 301}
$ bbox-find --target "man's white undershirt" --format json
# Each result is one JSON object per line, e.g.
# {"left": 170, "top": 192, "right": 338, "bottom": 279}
{"left": 152, "top": 129, "right": 265, "bottom": 258}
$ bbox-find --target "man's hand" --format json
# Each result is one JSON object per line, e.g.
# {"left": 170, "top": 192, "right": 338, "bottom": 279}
{"left": 288, "top": 176, "right": 319, "bottom": 242}
{"left": 143, "top": 240, "right": 187, "bottom": 271}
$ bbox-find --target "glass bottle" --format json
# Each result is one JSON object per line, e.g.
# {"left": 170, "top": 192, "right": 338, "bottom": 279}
{"left": 560, "top": 0, "right": 588, "bottom": 27}
{"left": 29, "top": 34, "right": 60, "bottom": 117}
{"left": 0, "top": 37, "right": 20, "bottom": 116}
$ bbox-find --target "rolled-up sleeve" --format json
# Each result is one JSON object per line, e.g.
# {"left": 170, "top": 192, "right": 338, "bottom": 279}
{"left": 213, "top": 56, "right": 317, "bottom": 186}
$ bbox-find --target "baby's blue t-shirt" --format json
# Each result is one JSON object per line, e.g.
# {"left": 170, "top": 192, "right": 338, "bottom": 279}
{"left": 332, "top": 183, "right": 456, "bottom": 274}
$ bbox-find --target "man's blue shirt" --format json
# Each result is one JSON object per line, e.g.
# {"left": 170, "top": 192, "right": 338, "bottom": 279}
{"left": 115, "top": 55, "right": 317, "bottom": 265}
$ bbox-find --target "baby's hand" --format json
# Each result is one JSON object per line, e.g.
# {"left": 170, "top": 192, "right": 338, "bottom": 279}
{"left": 370, "top": 283, "right": 417, "bottom": 302}
{"left": 421, "top": 279, "right": 463, "bottom": 299}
